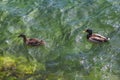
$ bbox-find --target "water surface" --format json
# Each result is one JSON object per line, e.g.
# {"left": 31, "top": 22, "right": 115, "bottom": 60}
{"left": 0, "top": 0, "right": 120, "bottom": 80}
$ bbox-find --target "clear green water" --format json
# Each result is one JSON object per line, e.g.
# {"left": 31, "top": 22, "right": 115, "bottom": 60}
{"left": 0, "top": 0, "right": 120, "bottom": 80}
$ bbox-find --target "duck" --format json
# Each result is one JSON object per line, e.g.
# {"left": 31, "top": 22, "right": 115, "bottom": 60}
{"left": 83, "top": 29, "right": 110, "bottom": 43}
{"left": 18, "top": 34, "right": 45, "bottom": 46}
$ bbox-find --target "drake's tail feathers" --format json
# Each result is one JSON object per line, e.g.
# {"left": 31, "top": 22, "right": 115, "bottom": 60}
{"left": 104, "top": 37, "right": 110, "bottom": 42}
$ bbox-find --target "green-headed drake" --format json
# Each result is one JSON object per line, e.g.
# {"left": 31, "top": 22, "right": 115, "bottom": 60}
{"left": 83, "top": 29, "right": 110, "bottom": 43}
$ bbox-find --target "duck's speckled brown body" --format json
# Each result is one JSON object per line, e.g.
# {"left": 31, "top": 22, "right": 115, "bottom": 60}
{"left": 18, "top": 34, "right": 45, "bottom": 46}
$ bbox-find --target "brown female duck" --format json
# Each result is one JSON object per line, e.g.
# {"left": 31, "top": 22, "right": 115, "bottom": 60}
{"left": 18, "top": 34, "right": 45, "bottom": 46}
{"left": 84, "top": 29, "right": 110, "bottom": 43}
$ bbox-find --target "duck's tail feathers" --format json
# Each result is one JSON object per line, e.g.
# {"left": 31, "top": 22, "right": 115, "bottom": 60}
{"left": 107, "top": 38, "right": 110, "bottom": 41}
{"left": 104, "top": 37, "right": 110, "bottom": 42}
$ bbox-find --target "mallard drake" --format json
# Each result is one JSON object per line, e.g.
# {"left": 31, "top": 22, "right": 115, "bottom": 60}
{"left": 83, "top": 29, "right": 110, "bottom": 43}
{"left": 18, "top": 34, "right": 45, "bottom": 46}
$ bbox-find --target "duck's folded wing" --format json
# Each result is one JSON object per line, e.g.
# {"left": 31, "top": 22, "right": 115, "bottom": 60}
{"left": 27, "top": 38, "right": 41, "bottom": 46}
{"left": 92, "top": 34, "right": 107, "bottom": 39}
{"left": 29, "top": 38, "right": 40, "bottom": 41}
{"left": 89, "top": 36, "right": 106, "bottom": 42}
